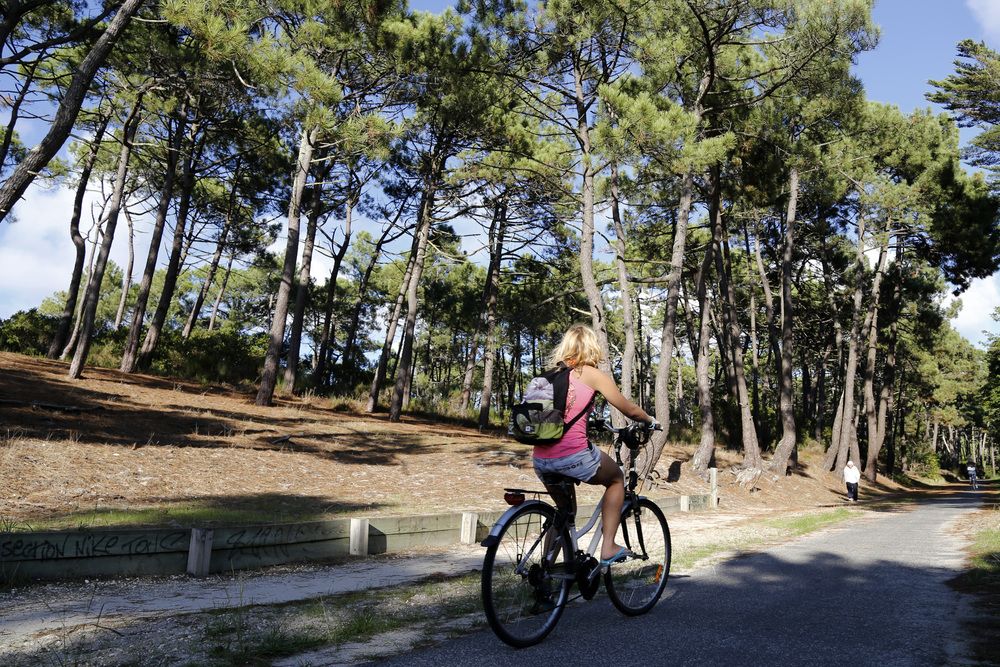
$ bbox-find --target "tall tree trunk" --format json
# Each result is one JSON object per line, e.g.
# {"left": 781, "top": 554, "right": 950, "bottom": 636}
{"left": 690, "top": 207, "right": 718, "bottom": 473}
{"left": 366, "top": 236, "right": 418, "bottom": 412}
{"left": 68, "top": 100, "right": 142, "bottom": 379}
{"left": 136, "top": 131, "right": 203, "bottom": 370}
{"left": 645, "top": 170, "right": 696, "bottom": 475}
{"left": 610, "top": 162, "right": 637, "bottom": 418}
{"left": 861, "top": 234, "right": 890, "bottom": 469}
{"left": 256, "top": 125, "right": 318, "bottom": 406}
{"left": 48, "top": 116, "right": 109, "bottom": 358}
{"left": 113, "top": 208, "right": 136, "bottom": 329}
{"left": 62, "top": 207, "right": 104, "bottom": 359}
{"left": 710, "top": 170, "right": 763, "bottom": 469}
{"left": 0, "top": 0, "right": 145, "bottom": 223}
{"left": 824, "top": 212, "right": 868, "bottom": 471}
{"left": 283, "top": 185, "right": 323, "bottom": 393}
{"left": 815, "top": 343, "right": 830, "bottom": 442}
{"left": 478, "top": 331, "right": 499, "bottom": 428}
{"left": 341, "top": 219, "right": 404, "bottom": 376}
{"left": 864, "top": 239, "right": 898, "bottom": 480}
{"left": 314, "top": 195, "right": 355, "bottom": 388}
{"left": 461, "top": 197, "right": 507, "bottom": 413}
{"left": 477, "top": 200, "right": 507, "bottom": 428}
{"left": 207, "top": 252, "right": 234, "bottom": 332}
{"left": 390, "top": 177, "right": 437, "bottom": 423}
{"left": 641, "top": 78, "right": 714, "bottom": 482}
{"left": 573, "top": 59, "right": 612, "bottom": 377}
{"left": 770, "top": 167, "right": 799, "bottom": 473}
{"left": 182, "top": 159, "right": 240, "bottom": 339}
{"left": 121, "top": 113, "right": 186, "bottom": 371}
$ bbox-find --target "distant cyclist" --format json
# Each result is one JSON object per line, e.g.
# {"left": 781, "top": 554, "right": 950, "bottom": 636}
{"left": 966, "top": 461, "right": 978, "bottom": 490}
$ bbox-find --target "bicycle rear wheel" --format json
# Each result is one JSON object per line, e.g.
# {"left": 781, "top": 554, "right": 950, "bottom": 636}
{"left": 481, "top": 503, "right": 572, "bottom": 647}
{"left": 604, "top": 497, "right": 670, "bottom": 616}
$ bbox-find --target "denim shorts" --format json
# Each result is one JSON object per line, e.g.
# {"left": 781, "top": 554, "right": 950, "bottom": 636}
{"left": 533, "top": 443, "right": 602, "bottom": 483}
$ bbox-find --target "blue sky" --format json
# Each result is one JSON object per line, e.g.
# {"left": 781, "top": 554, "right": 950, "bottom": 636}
{"left": 2, "top": 0, "right": 999, "bottom": 346}
{"left": 853, "top": 0, "right": 1000, "bottom": 346}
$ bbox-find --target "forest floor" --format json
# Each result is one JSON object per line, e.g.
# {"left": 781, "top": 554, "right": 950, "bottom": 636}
{"left": 0, "top": 351, "right": 914, "bottom": 530}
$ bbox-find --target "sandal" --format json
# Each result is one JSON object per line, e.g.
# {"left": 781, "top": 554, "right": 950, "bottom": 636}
{"left": 599, "top": 546, "right": 635, "bottom": 566}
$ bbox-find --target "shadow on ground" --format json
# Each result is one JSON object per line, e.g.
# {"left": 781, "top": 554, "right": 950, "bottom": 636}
{"left": 0, "top": 355, "right": 496, "bottom": 465}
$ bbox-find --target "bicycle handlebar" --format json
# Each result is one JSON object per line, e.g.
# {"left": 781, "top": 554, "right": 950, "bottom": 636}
{"left": 589, "top": 417, "right": 662, "bottom": 451}
{"left": 589, "top": 417, "right": 662, "bottom": 433}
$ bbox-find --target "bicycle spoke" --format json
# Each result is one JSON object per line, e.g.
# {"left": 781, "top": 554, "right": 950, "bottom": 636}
{"left": 482, "top": 505, "right": 570, "bottom": 647}
{"left": 605, "top": 498, "right": 670, "bottom": 616}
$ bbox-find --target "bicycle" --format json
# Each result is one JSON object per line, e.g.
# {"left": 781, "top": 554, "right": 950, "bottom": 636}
{"left": 480, "top": 419, "right": 671, "bottom": 647}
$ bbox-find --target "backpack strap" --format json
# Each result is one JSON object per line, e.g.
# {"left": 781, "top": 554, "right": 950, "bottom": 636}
{"left": 546, "top": 363, "right": 571, "bottom": 414}
{"left": 564, "top": 391, "right": 595, "bottom": 430}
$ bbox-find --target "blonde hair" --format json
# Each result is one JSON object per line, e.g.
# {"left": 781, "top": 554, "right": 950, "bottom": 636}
{"left": 548, "top": 323, "right": 603, "bottom": 369}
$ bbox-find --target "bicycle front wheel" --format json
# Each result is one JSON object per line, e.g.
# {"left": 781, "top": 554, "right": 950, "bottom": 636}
{"left": 605, "top": 497, "right": 670, "bottom": 616}
{"left": 481, "top": 503, "right": 572, "bottom": 647}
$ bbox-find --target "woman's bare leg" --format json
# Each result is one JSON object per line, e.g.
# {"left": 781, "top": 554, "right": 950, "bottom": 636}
{"left": 587, "top": 450, "right": 625, "bottom": 560}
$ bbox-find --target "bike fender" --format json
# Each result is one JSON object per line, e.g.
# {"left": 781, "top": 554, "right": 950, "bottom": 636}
{"left": 480, "top": 499, "right": 551, "bottom": 548}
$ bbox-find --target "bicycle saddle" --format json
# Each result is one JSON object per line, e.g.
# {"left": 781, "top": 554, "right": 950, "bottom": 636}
{"left": 539, "top": 472, "right": 581, "bottom": 486}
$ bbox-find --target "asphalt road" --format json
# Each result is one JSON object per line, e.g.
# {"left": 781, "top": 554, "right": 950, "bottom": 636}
{"left": 376, "top": 489, "right": 984, "bottom": 667}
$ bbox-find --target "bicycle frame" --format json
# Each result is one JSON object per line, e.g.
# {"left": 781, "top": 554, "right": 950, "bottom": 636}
{"left": 480, "top": 493, "right": 646, "bottom": 578}
{"left": 481, "top": 421, "right": 659, "bottom": 577}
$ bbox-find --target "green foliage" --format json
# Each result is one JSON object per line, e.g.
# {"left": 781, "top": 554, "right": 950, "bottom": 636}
{"left": 929, "top": 40, "right": 1000, "bottom": 177}
{"left": 78, "top": 325, "right": 267, "bottom": 385}
{"left": 151, "top": 329, "right": 269, "bottom": 384}
{"left": 0, "top": 310, "right": 59, "bottom": 356}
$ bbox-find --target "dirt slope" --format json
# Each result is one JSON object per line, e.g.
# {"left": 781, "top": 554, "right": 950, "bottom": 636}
{"left": 0, "top": 352, "right": 894, "bottom": 528}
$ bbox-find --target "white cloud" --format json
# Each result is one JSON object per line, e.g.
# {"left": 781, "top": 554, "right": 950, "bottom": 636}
{"left": 0, "top": 181, "right": 145, "bottom": 318}
{"left": 950, "top": 274, "right": 1000, "bottom": 347}
{"left": 967, "top": 0, "right": 1000, "bottom": 46}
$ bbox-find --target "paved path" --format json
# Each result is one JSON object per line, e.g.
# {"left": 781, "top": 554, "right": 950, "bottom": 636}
{"left": 377, "top": 489, "right": 984, "bottom": 667}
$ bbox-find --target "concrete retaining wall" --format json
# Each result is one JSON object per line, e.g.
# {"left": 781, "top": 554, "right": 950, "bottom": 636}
{"left": 0, "top": 484, "right": 718, "bottom": 582}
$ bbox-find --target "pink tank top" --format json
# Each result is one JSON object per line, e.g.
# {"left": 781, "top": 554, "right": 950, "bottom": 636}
{"left": 533, "top": 371, "right": 596, "bottom": 459}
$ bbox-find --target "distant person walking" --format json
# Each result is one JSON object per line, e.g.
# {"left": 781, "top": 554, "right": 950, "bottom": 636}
{"left": 844, "top": 460, "right": 860, "bottom": 502}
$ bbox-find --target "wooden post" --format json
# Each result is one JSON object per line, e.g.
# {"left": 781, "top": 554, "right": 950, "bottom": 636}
{"left": 679, "top": 496, "right": 690, "bottom": 512}
{"left": 350, "top": 518, "right": 369, "bottom": 556}
{"left": 460, "top": 512, "right": 478, "bottom": 545}
{"left": 710, "top": 467, "right": 719, "bottom": 508}
{"left": 187, "top": 528, "right": 214, "bottom": 577}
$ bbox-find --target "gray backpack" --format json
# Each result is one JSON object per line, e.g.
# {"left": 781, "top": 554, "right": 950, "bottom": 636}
{"left": 509, "top": 364, "right": 593, "bottom": 445}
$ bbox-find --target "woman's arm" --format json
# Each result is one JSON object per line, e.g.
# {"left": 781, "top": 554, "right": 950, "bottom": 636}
{"left": 578, "top": 365, "right": 652, "bottom": 422}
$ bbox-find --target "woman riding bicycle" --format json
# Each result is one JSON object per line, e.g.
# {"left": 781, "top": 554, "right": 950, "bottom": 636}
{"left": 533, "top": 323, "right": 656, "bottom": 565}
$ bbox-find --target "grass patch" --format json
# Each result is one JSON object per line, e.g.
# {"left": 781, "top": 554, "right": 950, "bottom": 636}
{"left": 950, "top": 505, "right": 1000, "bottom": 665}
{"left": 200, "top": 572, "right": 484, "bottom": 665}
{"left": 209, "top": 627, "right": 326, "bottom": 666}
{"left": 673, "top": 509, "right": 856, "bottom": 571}
{"left": 951, "top": 506, "right": 1000, "bottom": 592}
{"left": 764, "top": 508, "right": 853, "bottom": 536}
